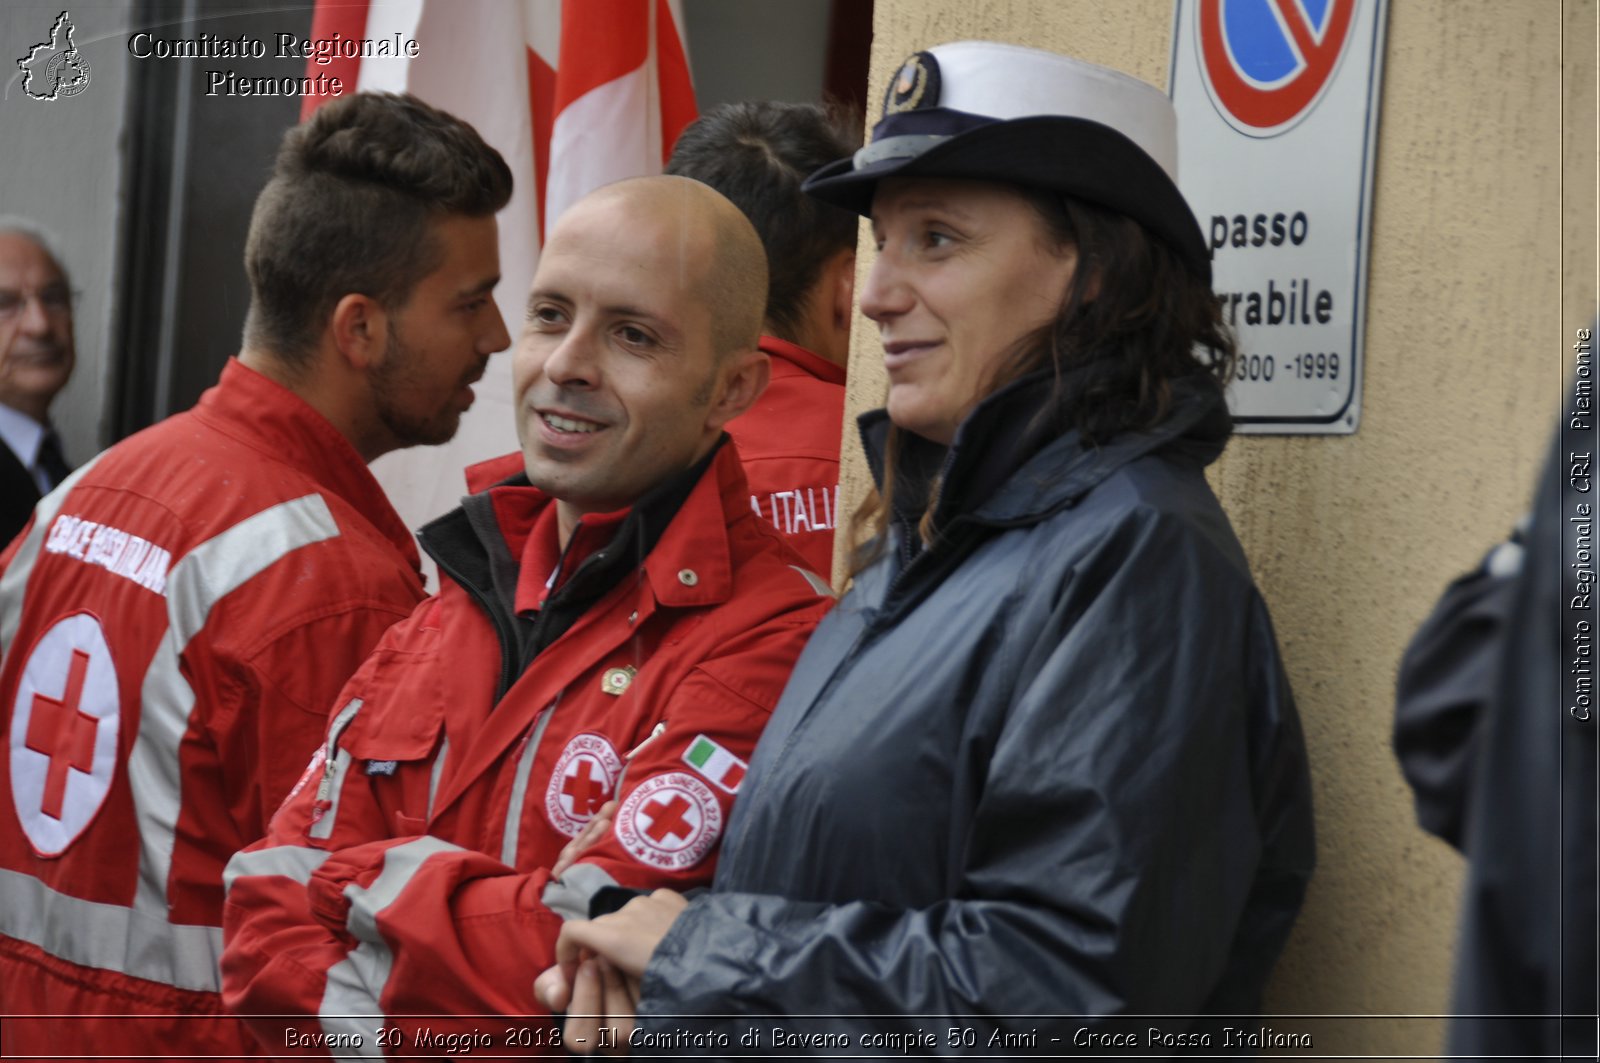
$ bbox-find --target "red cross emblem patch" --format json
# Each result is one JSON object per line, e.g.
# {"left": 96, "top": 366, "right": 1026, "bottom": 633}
{"left": 544, "top": 733, "right": 623, "bottom": 838}
{"left": 8, "top": 613, "right": 121, "bottom": 857}
{"left": 615, "top": 771, "right": 722, "bottom": 871}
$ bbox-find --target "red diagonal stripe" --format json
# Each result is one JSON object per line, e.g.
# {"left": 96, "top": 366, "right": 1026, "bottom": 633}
{"left": 655, "top": 0, "right": 697, "bottom": 163}
{"left": 553, "top": 0, "right": 648, "bottom": 113}
{"left": 528, "top": 45, "right": 557, "bottom": 241}
{"left": 300, "top": 0, "right": 372, "bottom": 120}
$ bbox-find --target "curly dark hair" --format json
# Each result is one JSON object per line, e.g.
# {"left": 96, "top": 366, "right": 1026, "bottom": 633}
{"left": 243, "top": 92, "right": 513, "bottom": 366}
{"left": 849, "top": 186, "right": 1235, "bottom": 568}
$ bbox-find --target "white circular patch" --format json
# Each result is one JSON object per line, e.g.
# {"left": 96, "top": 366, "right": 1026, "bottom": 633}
{"left": 544, "top": 733, "right": 623, "bottom": 838}
{"left": 615, "top": 772, "right": 722, "bottom": 871}
{"left": 9, "top": 613, "right": 121, "bottom": 857}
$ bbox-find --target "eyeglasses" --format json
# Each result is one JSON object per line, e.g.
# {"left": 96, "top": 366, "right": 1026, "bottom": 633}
{"left": 0, "top": 285, "right": 73, "bottom": 323}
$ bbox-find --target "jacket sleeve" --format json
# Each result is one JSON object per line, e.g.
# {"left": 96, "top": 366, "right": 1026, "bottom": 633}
{"left": 202, "top": 601, "right": 417, "bottom": 852}
{"left": 1393, "top": 527, "right": 1525, "bottom": 850}
{"left": 539, "top": 664, "right": 788, "bottom": 913}
{"left": 638, "top": 511, "right": 1315, "bottom": 1044}
{"left": 222, "top": 616, "right": 811, "bottom": 1054}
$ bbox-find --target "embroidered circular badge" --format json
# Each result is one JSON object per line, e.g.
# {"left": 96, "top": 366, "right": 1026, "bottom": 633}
{"left": 545, "top": 733, "right": 623, "bottom": 838}
{"left": 9, "top": 613, "right": 121, "bottom": 857}
{"left": 883, "top": 50, "right": 941, "bottom": 116}
{"left": 615, "top": 772, "right": 722, "bottom": 871}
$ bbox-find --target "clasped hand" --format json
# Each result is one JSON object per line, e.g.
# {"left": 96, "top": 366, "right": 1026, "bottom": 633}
{"left": 539, "top": 800, "right": 687, "bottom": 1056}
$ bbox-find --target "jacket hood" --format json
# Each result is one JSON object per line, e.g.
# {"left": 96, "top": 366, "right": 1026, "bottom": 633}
{"left": 860, "top": 366, "right": 1232, "bottom": 529}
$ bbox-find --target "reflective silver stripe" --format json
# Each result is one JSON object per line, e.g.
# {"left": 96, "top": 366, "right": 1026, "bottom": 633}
{"left": 345, "top": 835, "right": 465, "bottom": 941}
{"left": 315, "top": 990, "right": 385, "bottom": 1060}
{"left": 789, "top": 564, "right": 835, "bottom": 598}
{"left": 317, "top": 836, "right": 465, "bottom": 1052}
{"left": 426, "top": 735, "right": 449, "bottom": 819}
{"left": 130, "top": 494, "right": 341, "bottom": 985}
{"left": 853, "top": 132, "right": 948, "bottom": 168}
{"left": 0, "top": 867, "right": 223, "bottom": 992}
{"left": 500, "top": 702, "right": 557, "bottom": 865}
{"left": 0, "top": 452, "right": 107, "bottom": 656}
{"left": 540, "top": 862, "right": 621, "bottom": 923}
{"left": 308, "top": 699, "right": 364, "bottom": 842}
{"left": 223, "top": 845, "right": 331, "bottom": 897}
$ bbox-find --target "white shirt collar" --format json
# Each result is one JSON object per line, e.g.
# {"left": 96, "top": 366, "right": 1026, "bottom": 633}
{"left": 0, "top": 402, "right": 46, "bottom": 471}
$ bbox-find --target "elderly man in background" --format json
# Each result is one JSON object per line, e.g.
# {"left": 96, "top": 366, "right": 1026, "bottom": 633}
{"left": 0, "top": 219, "right": 76, "bottom": 545}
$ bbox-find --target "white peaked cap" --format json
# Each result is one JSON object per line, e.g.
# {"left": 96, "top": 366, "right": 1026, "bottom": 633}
{"left": 923, "top": 41, "right": 1179, "bottom": 182}
{"left": 802, "top": 40, "right": 1210, "bottom": 281}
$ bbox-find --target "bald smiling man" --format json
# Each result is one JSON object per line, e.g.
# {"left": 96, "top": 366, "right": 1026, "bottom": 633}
{"left": 220, "top": 177, "right": 833, "bottom": 1050}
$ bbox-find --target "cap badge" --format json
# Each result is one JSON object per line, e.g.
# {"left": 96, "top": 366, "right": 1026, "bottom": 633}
{"left": 883, "top": 50, "right": 940, "bottom": 117}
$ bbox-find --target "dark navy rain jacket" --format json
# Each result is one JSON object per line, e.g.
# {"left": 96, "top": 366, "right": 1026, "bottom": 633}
{"left": 634, "top": 368, "right": 1316, "bottom": 1055}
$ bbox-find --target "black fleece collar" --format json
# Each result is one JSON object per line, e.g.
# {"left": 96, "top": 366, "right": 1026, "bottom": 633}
{"left": 418, "top": 437, "right": 727, "bottom": 698}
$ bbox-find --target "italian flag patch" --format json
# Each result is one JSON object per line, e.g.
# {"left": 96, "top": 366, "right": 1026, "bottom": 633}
{"left": 682, "top": 735, "right": 747, "bottom": 794}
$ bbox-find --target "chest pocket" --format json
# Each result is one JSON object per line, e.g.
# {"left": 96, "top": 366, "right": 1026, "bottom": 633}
{"left": 337, "top": 649, "right": 449, "bottom": 836}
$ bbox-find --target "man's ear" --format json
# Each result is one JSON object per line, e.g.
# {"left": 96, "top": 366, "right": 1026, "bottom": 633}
{"left": 706, "top": 347, "right": 770, "bottom": 432}
{"left": 829, "top": 249, "right": 856, "bottom": 333}
{"left": 329, "top": 293, "right": 388, "bottom": 370}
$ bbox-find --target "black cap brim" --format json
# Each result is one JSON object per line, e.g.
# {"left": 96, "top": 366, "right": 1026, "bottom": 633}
{"left": 803, "top": 115, "right": 1210, "bottom": 284}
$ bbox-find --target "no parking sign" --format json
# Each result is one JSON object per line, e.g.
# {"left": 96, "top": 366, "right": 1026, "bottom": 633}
{"left": 1171, "top": 0, "right": 1389, "bottom": 434}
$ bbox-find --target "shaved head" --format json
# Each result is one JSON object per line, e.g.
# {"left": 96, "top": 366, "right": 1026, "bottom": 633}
{"left": 579, "top": 176, "right": 767, "bottom": 360}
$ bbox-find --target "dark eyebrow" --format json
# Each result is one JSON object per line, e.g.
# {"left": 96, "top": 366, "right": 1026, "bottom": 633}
{"left": 874, "top": 197, "right": 979, "bottom": 224}
{"left": 603, "top": 304, "right": 665, "bottom": 324}
{"left": 525, "top": 287, "right": 567, "bottom": 318}
{"left": 459, "top": 275, "right": 500, "bottom": 300}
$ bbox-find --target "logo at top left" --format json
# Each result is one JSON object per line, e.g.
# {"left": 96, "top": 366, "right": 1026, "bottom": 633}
{"left": 17, "top": 11, "right": 92, "bottom": 101}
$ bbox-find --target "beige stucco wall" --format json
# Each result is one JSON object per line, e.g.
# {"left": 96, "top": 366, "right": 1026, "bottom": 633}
{"left": 834, "top": 1, "right": 1597, "bottom": 1057}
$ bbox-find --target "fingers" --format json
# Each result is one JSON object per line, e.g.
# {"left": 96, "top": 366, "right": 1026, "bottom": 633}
{"left": 552, "top": 801, "right": 617, "bottom": 880}
{"left": 562, "top": 959, "right": 605, "bottom": 1055}
{"left": 560, "top": 958, "right": 636, "bottom": 1057}
{"left": 595, "top": 958, "right": 636, "bottom": 1055}
{"left": 534, "top": 963, "right": 572, "bottom": 1013}
{"left": 550, "top": 889, "right": 685, "bottom": 996}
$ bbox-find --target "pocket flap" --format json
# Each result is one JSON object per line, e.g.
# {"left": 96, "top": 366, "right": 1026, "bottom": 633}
{"left": 339, "top": 648, "right": 447, "bottom": 761}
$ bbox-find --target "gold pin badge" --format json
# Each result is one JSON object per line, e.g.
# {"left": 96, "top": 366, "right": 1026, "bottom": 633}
{"left": 602, "top": 665, "right": 637, "bottom": 696}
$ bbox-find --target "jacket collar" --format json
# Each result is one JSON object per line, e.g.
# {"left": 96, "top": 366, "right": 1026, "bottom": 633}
{"left": 860, "top": 366, "right": 1232, "bottom": 530}
{"left": 425, "top": 436, "right": 749, "bottom": 617}
{"left": 191, "top": 359, "right": 421, "bottom": 574}
{"left": 641, "top": 437, "right": 745, "bottom": 607}
{"left": 760, "top": 335, "right": 848, "bottom": 386}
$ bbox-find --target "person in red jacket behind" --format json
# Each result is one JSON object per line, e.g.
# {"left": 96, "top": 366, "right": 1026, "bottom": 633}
{"left": 0, "top": 93, "right": 512, "bottom": 1062}
{"left": 220, "top": 176, "right": 833, "bottom": 1055}
{"left": 667, "top": 102, "right": 860, "bottom": 579}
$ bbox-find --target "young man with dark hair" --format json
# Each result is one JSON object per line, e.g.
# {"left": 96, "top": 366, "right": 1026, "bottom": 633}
{"left": 666, "top": 101, "right": 860, "bottom": 576}
{"left": 0, "top": 92, "right": 512, "bottom": 1061}
{"left": 220, "top": 176, "right": 832, "bottom": 1049}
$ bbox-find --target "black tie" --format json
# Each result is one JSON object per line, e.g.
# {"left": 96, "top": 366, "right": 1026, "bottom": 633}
{"left": 36, "top": 429, "right": 71, "bottom": 490}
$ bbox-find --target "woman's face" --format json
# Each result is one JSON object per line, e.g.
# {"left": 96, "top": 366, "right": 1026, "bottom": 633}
{"left": 862, "top": 178, "right": 1078, "bottom": 445}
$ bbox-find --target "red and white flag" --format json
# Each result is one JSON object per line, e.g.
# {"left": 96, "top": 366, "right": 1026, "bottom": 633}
{"left": 301, "top": 0, "right": 697, "bottom": 562}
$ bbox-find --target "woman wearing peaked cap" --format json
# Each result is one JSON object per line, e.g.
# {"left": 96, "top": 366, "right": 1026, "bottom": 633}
{"left": 541, "top": 41, "right": 1315, "bottom": 1050}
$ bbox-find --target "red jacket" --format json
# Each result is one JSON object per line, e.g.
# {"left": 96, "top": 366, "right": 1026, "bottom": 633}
{"left": 221, "top": 442, "right": 831, "bottom": 1055}
{"left": 726, "top": 336, "right": 845, "bottom": 578}
{"left": 0, "top": 360, "right": 425, "bottom": 1062}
